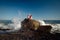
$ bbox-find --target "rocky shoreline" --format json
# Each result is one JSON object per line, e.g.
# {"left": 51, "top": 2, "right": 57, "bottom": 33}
{"left": 0, "top": 18, "right": 60, "bottom": 40}
{"left": 0, "top": 30, "right": 60, "bottom": 40}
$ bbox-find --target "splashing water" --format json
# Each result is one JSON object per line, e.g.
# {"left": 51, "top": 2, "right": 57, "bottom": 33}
{"left": 38, "top": 20, "right": 60, "bottom": 34}
{"left": 0, "top": 17, "right": 22, "bottom": 32}
{"left": 38, "top": 20, "right": 46, "bottom": 25}
{"left": 0, "top": 10, "right": 24, "bottom": 32}
{"left": 50, "top": 24, "right": 60, "bottom": 34}
{"left": 11, "top": 17, "right": 21, "bottom": 31}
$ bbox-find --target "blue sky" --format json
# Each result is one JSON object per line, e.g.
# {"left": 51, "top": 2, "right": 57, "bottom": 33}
{"left": 0, "top": 0, "right": 60, "bottom": 20}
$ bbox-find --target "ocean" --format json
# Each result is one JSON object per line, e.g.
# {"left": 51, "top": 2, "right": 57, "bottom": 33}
{"left": 44, "top": 20, "right": 60, "bottom": 24}
{"left": 0, "top": 20, "right": 60, "bottom": 24}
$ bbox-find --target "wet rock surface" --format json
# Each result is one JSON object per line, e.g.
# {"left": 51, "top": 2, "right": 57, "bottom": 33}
{"left": 0, "top": 30, "right": 60, "bottom": 40}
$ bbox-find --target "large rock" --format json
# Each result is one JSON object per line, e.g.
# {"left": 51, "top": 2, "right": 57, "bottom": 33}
{"left": 21, "top": 18, "right": 53, "bottom": 40}
{"left": 21, "top": 18, "right": 52, "bottom": 33}
{"left": 21, "top": 18, "right": 40, "bottom": 30}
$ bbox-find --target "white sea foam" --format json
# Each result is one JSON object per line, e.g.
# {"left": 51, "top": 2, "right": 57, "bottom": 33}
{"left": 0, "top": 23, "right": 10, "bottom": 29}
{"left": 50, "top": 24, "right": 60, "bottom": 34}
{"left": 38, "top": 20, "right": 60, "bottom": 34}
{"left": 9, "top": 17, "right": 21, "bottom": 31}
{"left": 0, "top": 10, "right": 24, "bottom": 32}
{"left": 38, "top": 20, "right": 46, "bottom": 25}
{"left": 0, "top": 17, "right": 21, "bottom": 32}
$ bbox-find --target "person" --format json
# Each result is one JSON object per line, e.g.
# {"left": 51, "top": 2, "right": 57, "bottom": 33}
{"left": 27, "top": 14, "right": 32, "bottom": 19}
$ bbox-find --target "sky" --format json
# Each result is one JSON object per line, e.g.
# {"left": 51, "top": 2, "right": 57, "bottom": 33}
{"left": 0, "top": 0, "right": 60, "bottom": 20}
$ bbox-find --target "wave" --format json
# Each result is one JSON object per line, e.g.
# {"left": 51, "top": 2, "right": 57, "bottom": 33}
{"left": 38, "top": 20, "right": 60, "bottom": 34}
{"left": 38, "top": 20, "right": 46, "bottom": 25}
{"left": 0, "top": 17, "right": 21, "bottom": 32}
{"left": 50, "top": 24, "right": 60, "bottom": 34}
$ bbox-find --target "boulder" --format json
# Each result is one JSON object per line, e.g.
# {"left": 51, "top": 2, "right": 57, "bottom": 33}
{"left": 21, "top": 18, "right": 40, "bottom": 30}
{"left": 21, "top": 18, "right": 52, "bottom": 40}
{"left": 21, "top": 18, "right": 52, "bottom": 33}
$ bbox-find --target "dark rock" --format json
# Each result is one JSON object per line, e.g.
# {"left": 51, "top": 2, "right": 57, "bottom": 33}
{"left": 21, "top": 18, "right": 40, "bottom": 30}
{"left": 21, "top": 18, "right": 52, "bottom": 33}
